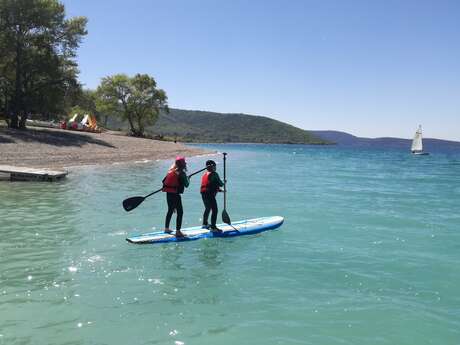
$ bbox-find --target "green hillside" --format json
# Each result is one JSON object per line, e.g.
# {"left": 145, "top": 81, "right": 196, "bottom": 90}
{"left": 108, "top": 109, "right": 330, "bottom": 144}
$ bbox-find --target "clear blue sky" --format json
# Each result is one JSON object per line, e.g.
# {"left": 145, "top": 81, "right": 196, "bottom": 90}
{"left": 63, "top": 0, "right": 460, "bottom": 140}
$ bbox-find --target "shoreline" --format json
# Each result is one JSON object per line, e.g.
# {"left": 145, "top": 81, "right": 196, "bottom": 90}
{"left": 0, "top": 126, "right": 213, "bottom": 170}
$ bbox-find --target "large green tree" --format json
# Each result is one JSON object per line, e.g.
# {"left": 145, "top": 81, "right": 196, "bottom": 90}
{"left": 0, "top": 0, "right": 87, "bottom": 128}
{"left": 97, "top": 74, "right": 168, "bottom": 137}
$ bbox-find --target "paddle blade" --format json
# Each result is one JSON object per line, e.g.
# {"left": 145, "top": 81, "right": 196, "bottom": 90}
{"left": 222, "top": 209, "right": 231, "bottom": 224}
{"left": 122, "top": 196, "right": 145, "bottom": 212}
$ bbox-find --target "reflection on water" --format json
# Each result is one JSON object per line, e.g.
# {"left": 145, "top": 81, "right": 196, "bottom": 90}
{"left": 198, "top": 240, "right": 224, "bottom": 269}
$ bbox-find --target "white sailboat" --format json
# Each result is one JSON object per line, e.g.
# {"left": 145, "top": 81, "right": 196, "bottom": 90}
{"left": 411, "top": 125, "right": 429, "bottom": 155}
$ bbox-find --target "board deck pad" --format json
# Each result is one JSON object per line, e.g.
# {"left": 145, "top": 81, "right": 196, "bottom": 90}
{"left": 126, "top": 216, "right": 284, "bottom": 244}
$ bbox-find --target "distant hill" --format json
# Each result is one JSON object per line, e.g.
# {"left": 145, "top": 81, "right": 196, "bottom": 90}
{"left": 311, "top": 130, "right": 460, "bottom": 152}
{"left": 104, "top": 109, "right": 459, "bottom": 151}
{"left": 108, "top": 109, "right": 330, "bottom": 144}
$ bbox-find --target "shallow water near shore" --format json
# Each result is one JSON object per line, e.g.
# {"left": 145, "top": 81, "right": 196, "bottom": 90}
{"left": 1, "top": 144, "right": 460, "bottom": 345}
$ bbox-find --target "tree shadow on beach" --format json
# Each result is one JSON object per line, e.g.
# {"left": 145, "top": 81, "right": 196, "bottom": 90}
{"left": 0, "top": 134, "right": 15, "bottom": 143}
{"left": 0, "top": 127, "right": 116, "bottom": 148}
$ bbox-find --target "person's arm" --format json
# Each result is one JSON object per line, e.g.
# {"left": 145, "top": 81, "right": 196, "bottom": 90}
{"left": 180, "top": 172, "right": 189, "bottom": 188}
{"left": 211, "top": 172, "right": 224, "bottom": 187}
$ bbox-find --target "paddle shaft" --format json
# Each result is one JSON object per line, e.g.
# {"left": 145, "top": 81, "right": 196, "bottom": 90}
{"left": 223, "top": 152, "right": 227, "bottom": 210}
{"left": 143, "top": 167, "right": 207, "bottom": 199}
{"left": 123, "top": 166, "right": 208, "bottom": 212}
{"left": 144, "top": 187, "right": 162, "bottom": 199}
{"left": 221, "top": 152, "right": 232, "bottom": 225}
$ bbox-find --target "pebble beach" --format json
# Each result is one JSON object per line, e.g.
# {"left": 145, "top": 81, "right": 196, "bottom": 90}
{"left": 0, "top": 126, "right": 210, "bottom": 169}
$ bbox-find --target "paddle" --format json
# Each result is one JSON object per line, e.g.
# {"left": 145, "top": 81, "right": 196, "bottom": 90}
{"left": 122, "top": 167, "right": 207, "bottom": 212}
{"left": 222, "top": 152, "right": 231, "bottom": 224}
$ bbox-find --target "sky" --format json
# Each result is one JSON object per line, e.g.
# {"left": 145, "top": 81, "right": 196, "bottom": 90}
{"left": 62, "top": 0, "right": 460, "bottom": 141}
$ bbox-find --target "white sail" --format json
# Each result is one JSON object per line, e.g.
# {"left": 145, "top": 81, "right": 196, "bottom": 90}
{"left": 411, "top": 125, "right": 423, "bottom": 152}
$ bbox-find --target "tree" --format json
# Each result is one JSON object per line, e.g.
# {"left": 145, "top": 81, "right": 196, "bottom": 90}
{"left": 0, "top": 0, "right": 87, "bottom": 128}
{"left": 97, "top": 74, "right": 168, "bottom": 137}
{"left": 69, "top": 89, "right": 113, "bottom": 127}
{"left": 71, "top": 89, "right": 97, "bottom": 119}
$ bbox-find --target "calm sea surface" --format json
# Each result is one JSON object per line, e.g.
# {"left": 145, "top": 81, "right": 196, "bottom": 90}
{"left": 1, "top": 144, "right": 460, "bottom": 345}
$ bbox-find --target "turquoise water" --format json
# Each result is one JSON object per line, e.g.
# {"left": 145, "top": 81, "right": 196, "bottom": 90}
{"left": 1, "top": 144, "right": 460, "bottom": 345}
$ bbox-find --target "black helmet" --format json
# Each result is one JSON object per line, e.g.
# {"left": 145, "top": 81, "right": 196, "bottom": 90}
{"left": 206, "top": 160, "right": 216, "bottom": 171}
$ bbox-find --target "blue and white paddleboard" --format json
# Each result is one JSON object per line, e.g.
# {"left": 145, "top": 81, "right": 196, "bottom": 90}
{"left": 126, "top": 216, "right": 284, "bottom": 244}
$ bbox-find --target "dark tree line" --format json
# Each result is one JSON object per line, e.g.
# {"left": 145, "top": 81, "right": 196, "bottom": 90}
{"left": 0, "top": 0, "right": 87, "bottom": 128}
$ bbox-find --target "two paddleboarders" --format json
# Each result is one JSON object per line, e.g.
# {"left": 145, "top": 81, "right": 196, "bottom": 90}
{"left": 124, "top": 153, "right": 284, "bottom": 244}
{"left": 161, "top": 157, "right": 225, "bottom": 238}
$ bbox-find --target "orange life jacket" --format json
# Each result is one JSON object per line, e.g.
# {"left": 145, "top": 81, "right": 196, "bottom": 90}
{"left": 162, "top": 170, "right": 180, "bottom": 193}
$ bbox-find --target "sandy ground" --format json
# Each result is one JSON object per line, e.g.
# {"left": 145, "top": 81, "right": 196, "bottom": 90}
{"left": 0, "top": 126, "right": 211, "bottom": 170}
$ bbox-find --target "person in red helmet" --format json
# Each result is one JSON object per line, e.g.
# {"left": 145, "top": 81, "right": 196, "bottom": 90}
{"left": 200, "top": 160, "right": 224, "bottom": 233}
{"left": 162, "top": 156, "right": 189, "bottom": 238}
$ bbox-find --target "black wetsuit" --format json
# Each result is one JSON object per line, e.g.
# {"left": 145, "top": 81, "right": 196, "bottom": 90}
{"left": 164, "top": 171, "right": 189, "bottom": 230}
{"left": 201, "top": 171, "right": 224, "bottom": 227}
{"left": 202, "top": 192, "right": 218, "bottom": 227}
{"left": 165, "top": 193, "right": 183, "bottom": 230}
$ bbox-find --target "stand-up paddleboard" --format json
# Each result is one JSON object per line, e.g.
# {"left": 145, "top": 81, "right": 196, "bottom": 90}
{"left": 126, "top": 216, "right": 284, "bottom": 244}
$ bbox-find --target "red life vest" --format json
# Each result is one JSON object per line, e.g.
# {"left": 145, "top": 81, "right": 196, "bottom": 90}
{"left": 162, "top": 170, "right": 180, "bottom": 193}
{"left": 201, "top": 171, "right": 220, "bottom": 194}
{"left": 200, "top": 172, "right": 211, "bottom": 193}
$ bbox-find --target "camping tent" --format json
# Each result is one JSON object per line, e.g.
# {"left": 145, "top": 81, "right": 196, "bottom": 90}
{"left": 65, "top": 113, "right": 100, "bottom": 132}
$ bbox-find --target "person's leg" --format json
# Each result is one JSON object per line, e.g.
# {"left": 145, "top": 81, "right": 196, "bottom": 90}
{"left": 201, "top": 192, "right": 211, "bottom": 227}
{"left": 165, "top": 193, "right": 175, "bottom": 233}
{"left": 210, "top": 194, "right": 218, "bottom": 227}
{"left": 209, "top": 194, "right": 222, "bottom": 233}
{"left": 176, "top": 195, "right": 183, "bottom": 231}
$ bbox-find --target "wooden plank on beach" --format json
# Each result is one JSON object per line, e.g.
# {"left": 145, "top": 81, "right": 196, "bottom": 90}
{"left": 0, "top": 165, "right": 67, "bottom": 182}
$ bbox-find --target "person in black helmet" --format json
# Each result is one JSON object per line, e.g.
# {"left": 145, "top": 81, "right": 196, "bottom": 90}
{"left": 200, "top": 160, "right": 224, "bottom": 232}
